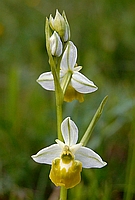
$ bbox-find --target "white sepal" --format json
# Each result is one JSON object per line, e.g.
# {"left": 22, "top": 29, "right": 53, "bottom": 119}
{"left": 31, "top": 144, "right": 61, "bottom": 165}
{"left": 37, "top": 72, "right": 55, "bottom": 91}
{"left": 75, "top": 146, "right": 107, "bottom": 168}
{"left": 71, "top": 71, "right": 98, "bottom": 93}
{"left": 60, "top": 41, "right": 77, "bottom": 72}
{"left": 61, "top": 117, "right": 78, "bottom": 146}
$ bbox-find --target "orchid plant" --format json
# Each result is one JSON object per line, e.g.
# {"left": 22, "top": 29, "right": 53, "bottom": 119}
{"left": 31, "top": 9, "right": 107, "bottom": 200}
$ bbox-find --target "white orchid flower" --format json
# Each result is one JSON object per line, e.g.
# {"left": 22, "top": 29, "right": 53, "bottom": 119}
{"left": 31, "top": 117, "right": 107, "bottom": 189}
{"left": 37, "top": 41, "right": 98, "bottom": 102}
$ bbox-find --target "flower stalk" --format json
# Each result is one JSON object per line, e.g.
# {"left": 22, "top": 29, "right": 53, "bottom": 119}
{"left": 45, "top": 17, "right": 63, "bottom": 140}
{"left": 60, "top": 186, "right": 67, "bottom": 200}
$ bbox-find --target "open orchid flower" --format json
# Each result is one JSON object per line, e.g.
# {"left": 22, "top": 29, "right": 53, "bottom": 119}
{"left": 31, "top": 117, "right": 107, "bottom": 189}
{"left": 37, "top": 41, "right": 98, "bottom": 102}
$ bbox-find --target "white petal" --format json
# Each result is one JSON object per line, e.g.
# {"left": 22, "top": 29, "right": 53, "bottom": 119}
{"left": 73, "top": 65, "right": 82, "bottom": 72}
{"left": 71, "top": 71, "right": 98, "bottom": 93}
{"left": 75, "top": 146, "right": 107, "bottom": 168}
{"left": 31, "top": 144, "right": 61, "bottom": 165}
{"left": 60, "top": 41, "right": 77, "bottom": 72}
{"left": 61, "top": 117, "right": 78, "bottom": 146}
{"left": 70, "top": 143, "right": 82, "bottom": 154}
{"left": 55, "top": 139, "right": 65, "bottom": 149}
{"left": 37, "top": 72, "right": 55, "bottom": 91}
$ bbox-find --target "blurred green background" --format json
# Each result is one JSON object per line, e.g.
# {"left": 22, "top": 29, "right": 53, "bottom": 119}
{"left": 0, "top": 0, "right": 135, "bottom": 199}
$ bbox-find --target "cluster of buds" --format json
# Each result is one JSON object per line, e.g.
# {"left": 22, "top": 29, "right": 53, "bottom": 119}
{"left": 48, "top": 9, "right": 70, "bottom": 57}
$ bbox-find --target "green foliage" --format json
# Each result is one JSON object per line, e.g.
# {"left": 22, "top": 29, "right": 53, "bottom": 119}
{"left": 0, "top": 0, "right": 135, "bottom": 199}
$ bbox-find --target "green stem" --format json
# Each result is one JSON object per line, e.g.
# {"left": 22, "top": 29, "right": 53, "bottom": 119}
{"left": 80, "top": 96, "right": 108, "bottom": 146}
{"left": 123, "top": 115, "right": 135, "bottom": 200}
{"left": 56, "top": 103, "right": 63, "bottom": 141}
{"left": 45, "top": 18, "right": 63, "bottom": 140}
{"left": 45, "top": 17, "right": 67, "bottom": 199}
{"left": 51, "top": 64, "right": 63, "bottom": 140}
{"left": 60, "top": 186, "right": 67, "bottom": 200}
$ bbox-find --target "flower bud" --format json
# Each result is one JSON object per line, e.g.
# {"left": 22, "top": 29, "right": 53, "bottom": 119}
{"left": 49, "top": 31, "right": 63, "bottom": 57}
{"left": 49, "top": 9, "right": 70, "bottom": 42}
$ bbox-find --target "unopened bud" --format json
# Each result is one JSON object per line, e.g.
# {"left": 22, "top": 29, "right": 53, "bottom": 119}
{"left": 49, "top": 31, "right": 63, "bottom": 57}
{"left": 49, "top": 9, "right": 70, "bottom": 42}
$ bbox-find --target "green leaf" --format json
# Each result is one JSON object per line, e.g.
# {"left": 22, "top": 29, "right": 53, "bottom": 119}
{"left": 80, "top": 95, "right": 108, "bottom": 146}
